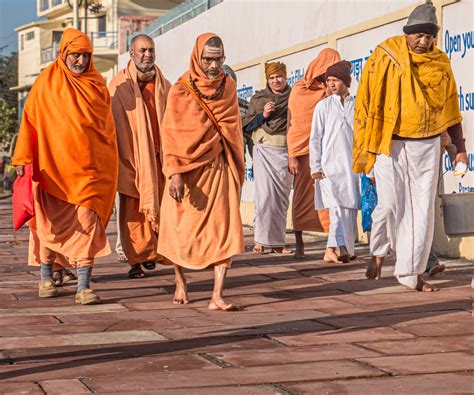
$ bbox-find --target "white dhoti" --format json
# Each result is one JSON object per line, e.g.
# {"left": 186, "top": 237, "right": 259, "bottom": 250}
{"left": 327, "top": 206, "right": 358, "bottom": 255}
{"left": 253, "top": 143, "right": 293, "bottom": 247}
{"left": 370, "top": 137, "right": 440, "bottom": 288}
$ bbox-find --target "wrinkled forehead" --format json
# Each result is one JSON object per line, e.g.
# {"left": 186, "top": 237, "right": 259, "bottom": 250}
{"left": 268, "top": 72, "right": 285, "bottom": 79}
{"left": 133, "top": 37, "right": 155, "bottom": 50}
{"left": 201, "top": 44, "right": 223, "bottom": 57}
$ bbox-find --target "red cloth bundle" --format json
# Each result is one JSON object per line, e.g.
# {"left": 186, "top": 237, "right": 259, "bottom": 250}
{"left": 12, "top": 164, "right": 34, "bottom": 231}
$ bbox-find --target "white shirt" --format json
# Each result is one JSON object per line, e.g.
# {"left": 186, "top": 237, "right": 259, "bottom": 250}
{"left": 309, "top": 94, "right": 360, "bottom": 210}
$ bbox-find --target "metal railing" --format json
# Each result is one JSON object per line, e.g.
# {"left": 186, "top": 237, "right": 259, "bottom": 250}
{"left": 90, "top": 31, "right": 118, "bottom": 50}
{"left": 131, "top": 0, "right": 223, "bottom": 44}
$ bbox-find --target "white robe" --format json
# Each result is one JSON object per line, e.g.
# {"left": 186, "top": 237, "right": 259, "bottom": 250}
{"left": 309, "top": 95, "right": 360, "bottom": 255}
{"left": 370, "top": 137, "right": 440, "bottom": 288}
{"left": 309, "top": 95, "right": 360, "bottom": 210}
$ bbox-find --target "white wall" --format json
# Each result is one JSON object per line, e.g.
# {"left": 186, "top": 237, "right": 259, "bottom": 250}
{"left": 119, "top": 0, "right": 420, "bottom": 81}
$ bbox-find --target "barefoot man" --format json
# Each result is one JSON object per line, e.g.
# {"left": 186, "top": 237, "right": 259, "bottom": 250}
{"left": 158, "top": 33, "right": 245, "bottom": 310}
{"left": 109, "top": 34, "right": 171, "bottom": 279}
{"left": 13, "top": 28, "right": 117, "bottom": 304}
{"left": 242, "top": 62, "right": 293, "bottom": 254}
{"left": 287, "top": 49, "right": 341, "bottom": 258}
{"left": 353, "top": 1, "right": 468, "bottom": 291}
{"left": 310, "top": 61, "right": 360, "bottom": 263}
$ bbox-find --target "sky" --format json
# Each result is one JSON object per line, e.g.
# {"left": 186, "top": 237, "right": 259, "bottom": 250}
{"left": 0, "top": 0, "right": 42, "bottom": 55}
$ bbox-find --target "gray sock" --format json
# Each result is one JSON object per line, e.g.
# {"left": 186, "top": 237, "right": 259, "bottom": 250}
{"left": 40, "top": 262, "right": 53, "bottom": 281}
{"left": 77, "top": 266, "right": 92, "bottom": 293}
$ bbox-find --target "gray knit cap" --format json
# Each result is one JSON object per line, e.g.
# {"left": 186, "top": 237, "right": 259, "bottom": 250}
{"left": 403, "top": 1, "right": 439, "bottom": 36}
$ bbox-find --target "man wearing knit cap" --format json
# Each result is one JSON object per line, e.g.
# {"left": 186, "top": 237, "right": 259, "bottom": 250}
{"left": 310, "top": 60, "right": 360, "bottom": 263}
{"left": 353, "top": 0, "right": 468, "bottom": 291}
{"left": 242, "top": 62, "right": 293, "bottom": 254}
{"left": 287, "top": 48, "right": 341, "bottom": 260}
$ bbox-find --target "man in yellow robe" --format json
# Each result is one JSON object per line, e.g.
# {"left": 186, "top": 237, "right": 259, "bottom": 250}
{"left": 353, "top": 1, "right": 468, "bottom": 291}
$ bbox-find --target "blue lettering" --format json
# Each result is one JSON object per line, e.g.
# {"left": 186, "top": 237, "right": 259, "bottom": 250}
{"left": 445, "top": 29, "right": 474, "bottom": 59}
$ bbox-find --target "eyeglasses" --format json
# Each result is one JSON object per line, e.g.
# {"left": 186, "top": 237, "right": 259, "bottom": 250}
{"left": 201, "top": 56, "right": 226, "bottom": 65}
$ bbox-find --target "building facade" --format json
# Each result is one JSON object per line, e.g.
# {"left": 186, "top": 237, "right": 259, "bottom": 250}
{"left": 13, "top": 0, "right": 183, "bottom": 119}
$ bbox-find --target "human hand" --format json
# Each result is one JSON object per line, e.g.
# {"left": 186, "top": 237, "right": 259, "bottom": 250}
{"left": 455, "top": 152, "right": 468, "bottom": 166}
{"left": 369, "top": 177, "right": 376, "bottom": 185}
{"left": 15, "top": 165, "right": 24, "bottom": 177}
{"left": 263, "top": 101, "right": 276, "bottom": 119}
{"left": 288, "top": 157, "right": 300, "bottom": 175}
{"left": 169, "top": 174, "right": 185, "bottom": 202}
{"left": 311, "top": 171, "right": 325, "bottom": 180}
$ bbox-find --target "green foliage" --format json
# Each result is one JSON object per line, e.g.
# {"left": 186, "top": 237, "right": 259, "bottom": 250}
{"left": 0, "top": 99, "right": 17, "bottom": 151}
{"left": 0, "top": 51, "right": 18, "bottom": 151}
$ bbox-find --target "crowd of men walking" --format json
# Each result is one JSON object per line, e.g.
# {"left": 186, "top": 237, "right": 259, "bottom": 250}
{"left": 12, "top": 1, "right": 468, "bottom": 308}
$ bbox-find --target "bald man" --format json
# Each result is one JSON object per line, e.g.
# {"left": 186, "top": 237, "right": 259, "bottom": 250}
{"left": 109, "top": 35, "right": 171, "bottom": 279}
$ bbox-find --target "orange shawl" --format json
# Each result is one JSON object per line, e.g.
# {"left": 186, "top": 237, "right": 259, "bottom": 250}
{"left": 287, "top": 48, "right": 341, "bottom": 158}
{"left": 161, "top": 33, "right": 244, "bottom": 186}
{"left": 13, "top": 28, "right": 117, "bottom": 225}
{"left": 109, "top": 60, "right": 171, "bottom": 230}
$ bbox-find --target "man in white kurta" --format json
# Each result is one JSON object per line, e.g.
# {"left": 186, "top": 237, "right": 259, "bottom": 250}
{"left": 310, "top": 61, "right": 360, "bottom": 263}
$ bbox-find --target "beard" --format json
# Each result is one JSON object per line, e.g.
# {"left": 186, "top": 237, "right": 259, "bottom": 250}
{"left": 68, "top": 64, "right": 87, "bottom": 73}
{"left": 205, "top": 67, "right": 221, "bottom": 80}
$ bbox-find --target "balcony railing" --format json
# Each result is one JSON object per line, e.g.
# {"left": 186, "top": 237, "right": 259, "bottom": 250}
{"left": 90, "top": 31, "right": 118, "bottom": 50}
{"left": 134, "top": 0, "right": 223, "bottom": 43}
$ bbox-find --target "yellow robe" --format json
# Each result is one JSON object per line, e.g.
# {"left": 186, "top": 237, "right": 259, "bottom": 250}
{"left": 353, "top": 35, "right": 462, "bottom": 174}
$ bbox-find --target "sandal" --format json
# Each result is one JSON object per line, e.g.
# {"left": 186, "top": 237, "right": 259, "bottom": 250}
{"left": 128, "top": 264, "right": 145, "bottom": 279}
{"left": 53, "top": 270, "right": 63, "bottom": 287}
{"left": 117, "top": 253, "right": 128, "bottom": 264}
{"left": 142, "top": 261, "right": 156, "bottom": 270}
{"left": 62, "top": 268, "right": 76, "bottom": 284}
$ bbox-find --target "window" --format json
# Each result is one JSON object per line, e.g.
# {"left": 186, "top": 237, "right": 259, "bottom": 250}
{"left": 40, "top": 0, "right": 49, "bottom": 11}
{"left": 20, "top": 34, "right": 24, "bottom": 51}
{"left": 97, "top": 15, "right": 106, "bottom": 37}
{"left": 52, "top": 0, "right": 62, "bottom": 5}
{"left": 25, "top": 31, "right": 35, "bottom": 41}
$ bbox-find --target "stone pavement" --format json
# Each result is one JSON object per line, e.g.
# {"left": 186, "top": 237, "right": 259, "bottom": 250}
{"left": 0, "top": 197, "right": 472, "bottom": 394}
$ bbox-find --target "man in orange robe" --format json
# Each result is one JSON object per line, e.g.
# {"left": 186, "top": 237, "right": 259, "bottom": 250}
{"left": 158, "top": 33, "right": 245, "bottom": 311}
{"left": 287, "top": 48, "right": 341, "bottom": 259}
{"left": 13, "top": 29, "right": 118, "bottom": 305}
{"left": 109, "top": 35, "right": 171, "bottom": 279}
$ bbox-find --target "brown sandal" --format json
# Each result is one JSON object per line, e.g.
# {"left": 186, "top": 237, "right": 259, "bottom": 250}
{"left": 128, "top": 264, "right": 145, "bottom": 279}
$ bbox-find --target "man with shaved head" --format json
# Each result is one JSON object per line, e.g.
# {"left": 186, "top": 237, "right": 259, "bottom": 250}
{"left": 109, "top": 34, "right": 171, "bottom": 279}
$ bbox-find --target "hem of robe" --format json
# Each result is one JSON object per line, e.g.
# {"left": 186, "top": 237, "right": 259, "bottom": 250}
{"left": 253, "top": 241, "right": 286, "bottom": 248}
{"left": 157, "top": 154, "right": 244, "bottom": 271}
{"left": 118, "top": 193, "right": 160, "bottom": 265}
{"left": 28, "top": 183, "right": 111, "bottom": 267}
{"left": 160, "top": 256, "right": 232, "bottom": 270}
{"left": 291, "top": 154, "right": 329, "bottom": 232}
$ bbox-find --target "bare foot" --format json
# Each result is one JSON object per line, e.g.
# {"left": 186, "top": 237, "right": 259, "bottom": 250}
{"left": 323, "top": 247, "right": 339, "bottom": 263}
{"left": 294, "top": 249, "right": 306, "bottom": 260}
{"left": 208, "top": 296, "right": 240, "bottom": 311}
{"left": 174, "top": 287, "right": 189, "bottom": 304}
{"left": 253, "top": 243, "right": 264, "bottom": 254}
{"left": 416, "top": 277, "right": 439, "bottom": 292}
{"left": 428, "top": 264, "right": 446, "bottom": 277}
{"left": 337, "top": 246, "right": 350, "bottom": 263}
{"left": 271, "top": 247, "right": 294, "bottom": 254}
{"left": 366, "top": 256, "right": 384, "bottom": 280}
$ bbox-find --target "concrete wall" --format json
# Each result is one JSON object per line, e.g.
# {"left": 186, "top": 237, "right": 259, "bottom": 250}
{"left": 120, "top": 0, "right": 474, "bottom": 259}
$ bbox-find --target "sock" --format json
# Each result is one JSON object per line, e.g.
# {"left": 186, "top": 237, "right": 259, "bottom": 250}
{"left": 77, "top": 266, "right": 92, "bottom": 293}
{"left": 40, "top": 262, "right": 53, "bottom": 281}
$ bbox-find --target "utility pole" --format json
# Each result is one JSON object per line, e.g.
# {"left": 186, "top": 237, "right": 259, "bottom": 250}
{"left": 73, "top": 0, "right": 79, "bottom": 29}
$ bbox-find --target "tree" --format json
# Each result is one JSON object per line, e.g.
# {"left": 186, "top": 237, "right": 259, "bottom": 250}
{"left": 0, "top": 99, "right": 17, "bottom": 151}
{"left": 0, "top": 51, "right": 18, "bottom": 151}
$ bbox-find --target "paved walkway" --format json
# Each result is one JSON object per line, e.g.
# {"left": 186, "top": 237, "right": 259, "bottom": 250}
{"left": 0, "top": 197, "right": 472, "bottom": 394}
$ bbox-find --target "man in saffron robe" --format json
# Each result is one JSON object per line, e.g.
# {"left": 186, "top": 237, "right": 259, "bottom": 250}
{"left": 158, "top": 33, "right": 244, "bottom": 311}
{"left": 109, "top": 34, "right": 171, "bottom": 279}
{"left": 353, "top": 1, "right": 467, "bottom": 291}
{"left": 287, "top": 48, "right": 341, "bottom": 259}
{"left": 13, "top": 28, "right": 118, "bottom": 304}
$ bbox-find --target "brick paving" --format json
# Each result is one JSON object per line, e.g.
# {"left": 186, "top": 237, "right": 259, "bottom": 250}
{"left": 0, "top": 197, "right": 472, "bottom": 394}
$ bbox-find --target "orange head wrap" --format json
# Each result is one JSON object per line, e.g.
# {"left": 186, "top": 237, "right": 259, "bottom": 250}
{"left": 265, "top": 61, "right": 287, "bottom": 80}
